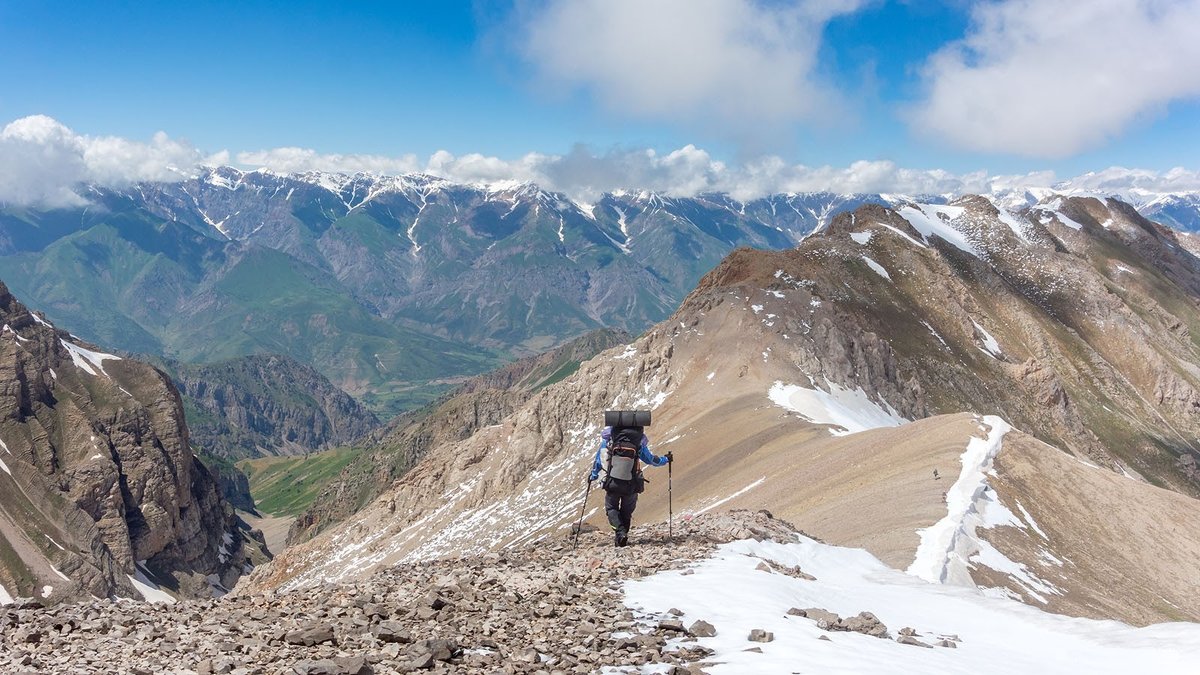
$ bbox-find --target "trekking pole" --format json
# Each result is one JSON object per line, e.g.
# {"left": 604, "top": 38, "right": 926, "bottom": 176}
{"left": 572, "top": 476, "right": 593, "bottom": 551}
{"left": 668, "top": 455, "right": 674, "bottom": 542}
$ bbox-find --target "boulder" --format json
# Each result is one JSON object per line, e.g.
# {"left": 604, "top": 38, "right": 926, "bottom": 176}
{"left": 748, "top": 629, "right": 774, "bottom": 643}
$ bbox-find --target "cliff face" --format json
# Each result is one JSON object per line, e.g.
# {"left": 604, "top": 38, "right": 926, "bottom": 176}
{"left": 170, "top": 354, "right": 381, "bottom": 461}
{"left": 0, "top": 282, "right": 257, "bottom": 604}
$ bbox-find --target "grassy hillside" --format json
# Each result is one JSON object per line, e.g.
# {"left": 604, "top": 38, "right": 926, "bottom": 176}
{"left": 237, "top": 448, "right": 363, "bottom": 517}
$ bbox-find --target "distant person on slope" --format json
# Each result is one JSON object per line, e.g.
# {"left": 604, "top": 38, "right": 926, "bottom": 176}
{"left": 589, "top": 425, "right": 671, "bottom": 547}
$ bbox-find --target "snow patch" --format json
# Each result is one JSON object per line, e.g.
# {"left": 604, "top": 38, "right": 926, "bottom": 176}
{"left": 1036, "top": 198, "right": 1086, "bottom": 231}
{"left": 862, "top": 256, "right": 891, "bottom": 281}
{"left": 996, "top": 209, "right": 1033, "bottom": 243}
{"left": 921, "top": 321, "right": 951, "bottom": 351}
{"left": 0, "top": 582, "right": 11, "bottom": 604}
{"left": 898, "top": 204, "right": 978, "bottom": 257}
{"left": 768, "top": 380, "right": 908, "bottom": 436}
{"left": 1015, "top": 501, "right": 1049, "bottom": 541}
{"left": 128, "top": 563, "right": 176, "bottom": 604}
{"left": 907, "top": 415, "right": 1057, "bottom": 605}
{"left": 60, "top": 339, "right": 122, "bottom": 378}
{"left": 0, "top": 456, "right": 10, "bottom": 476}
{"left": 626, "top": 537, "right": 1200, "bottom": 674}
{"left": 3, "top": 324, "right": 29, "bottom": 343}
{"left": 972, "top": 320, "right": 1003, "bottom": 359}
{"left": 850, "top": 231, "right": 873, "bottom": 245}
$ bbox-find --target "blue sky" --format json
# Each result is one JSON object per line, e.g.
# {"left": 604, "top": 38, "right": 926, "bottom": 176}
{"left": 1, "top": 0, "right": 1198, "bottom": 193}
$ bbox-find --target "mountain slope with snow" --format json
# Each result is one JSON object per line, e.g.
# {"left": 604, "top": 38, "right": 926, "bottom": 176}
{"left": 246, "top": 193, "right": 1200, "bottom": 628}
{"left": 3, "top": 167, "right": 1199, "bottom": 419}
{"left": 0, "top": 282, "right": 263, "bottom": 604}
{"left": 627, "top": 531, "right": 1200, "bottom": 674}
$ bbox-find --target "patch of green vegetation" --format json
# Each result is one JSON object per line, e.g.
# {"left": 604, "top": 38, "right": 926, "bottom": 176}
{"left": 534, "top": 359, "right": 582, "bottom": 390}
{"left": 237, "top": 447, "right": 363, "bottom": 517}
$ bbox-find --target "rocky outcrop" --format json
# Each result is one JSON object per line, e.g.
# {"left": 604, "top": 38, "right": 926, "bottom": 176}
{"left": 0, "top": 281, "right": 259, "bottom": 603}
{"left": 168, "top": 354, "right": 381, "bottom": 461}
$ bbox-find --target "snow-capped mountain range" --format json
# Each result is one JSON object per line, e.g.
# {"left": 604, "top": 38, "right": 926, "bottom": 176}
{"left": 3, "top": 165, "right": 1200, "bottom": 420}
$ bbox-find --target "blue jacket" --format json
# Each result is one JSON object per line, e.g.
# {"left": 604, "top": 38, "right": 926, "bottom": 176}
{"left": 589, "top": 436, "right": 668, "bottom": 481}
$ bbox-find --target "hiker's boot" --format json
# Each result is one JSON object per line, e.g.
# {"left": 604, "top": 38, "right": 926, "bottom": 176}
{"left": 616, "top": 529, "right": 629, "bottom": 547}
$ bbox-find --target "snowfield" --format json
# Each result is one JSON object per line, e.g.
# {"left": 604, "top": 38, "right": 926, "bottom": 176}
{"left": 60, "top": 339, "right": 122, "bottom": 378}
{"left": 768, "top": 380, "right": 908, "bottom": 436}
{"left": 625, "top": 537, "right": 1200, "bottom": 674}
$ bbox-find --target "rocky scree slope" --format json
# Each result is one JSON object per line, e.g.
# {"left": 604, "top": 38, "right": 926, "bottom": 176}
{"left": 0, "top": 281, "right": 262, "bottom": 604}
{"left": 250, "top": 195, "right": 1200, "bottom": 626}
{"left": 1, "top": 511, "right": 796, "bottom": 675}
{"left": 287, "top": 329, "right": 628, "bottom": 545}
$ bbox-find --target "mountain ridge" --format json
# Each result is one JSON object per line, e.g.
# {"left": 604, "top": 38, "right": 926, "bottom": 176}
{"left": 245, "top": 192, "right": 1200, "bottom": 629}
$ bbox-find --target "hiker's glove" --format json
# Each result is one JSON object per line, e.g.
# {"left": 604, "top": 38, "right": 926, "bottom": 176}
{"left": 666, "top": 452, "right": 674, "bottom": 464}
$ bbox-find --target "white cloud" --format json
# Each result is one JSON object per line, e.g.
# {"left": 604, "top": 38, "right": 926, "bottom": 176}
{"left": 236, "top": 147, "right": 420, "bottom": 175}
{"left": 0, "top": 115, "right": 1196, "bottom": 208}
{"left": 910, "top": 0, "right": 1200, "bottom": 157}
{"left": 1060, "top": 166, "right": 1200, "bottom": 194}
{"left": 0, "top": 115, "right": 217, "bottom": 207}
{"left": 515, "top": 0, "right": 865, "bottom": 140}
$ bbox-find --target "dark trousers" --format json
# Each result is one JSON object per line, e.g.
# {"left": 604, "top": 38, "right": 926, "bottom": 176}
{"left": 604, "top": 490, "right": 638, "bottom": 535}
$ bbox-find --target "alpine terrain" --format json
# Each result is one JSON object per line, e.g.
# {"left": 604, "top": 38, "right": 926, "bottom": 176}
{"left": 0, "top": 282, "right": 265, "bottom": 606}
{"left": 247, "top": 192, "right": 1200, "bottom": 629}
{"left": 5, "top": 191, "right": 1200, "bottom": 673}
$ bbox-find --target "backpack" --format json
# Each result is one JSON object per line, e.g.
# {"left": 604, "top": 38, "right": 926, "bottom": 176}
{"left": 603, "top": 426, "right": 645, "bottom": 495}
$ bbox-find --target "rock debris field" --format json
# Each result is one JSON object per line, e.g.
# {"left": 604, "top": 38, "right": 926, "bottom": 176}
{"left": 2, "top": 511, "right": 933, "bottom": 674}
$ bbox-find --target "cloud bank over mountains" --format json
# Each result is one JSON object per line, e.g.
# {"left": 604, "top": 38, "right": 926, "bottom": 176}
{"left": 0, "top": 115, "right": 228, "bottom": 207}
{"left": 2, "top": 115, "right": 1199, "bottom": 208}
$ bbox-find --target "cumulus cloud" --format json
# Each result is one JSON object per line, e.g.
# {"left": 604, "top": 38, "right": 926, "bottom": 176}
{"left": 236, "top": 147, "right": 420, "bottom": 175}
{"left": 0, "top": 115, "right": 1195, "bottom": 208}
{"left": 0, "top": 115, "right": 218, "bottom": 207}
{"left": 514, "top": 0, "right": 865, "bottom": 141}
{"left": 910, "top": 0, "right": 1200, "bottom": 157}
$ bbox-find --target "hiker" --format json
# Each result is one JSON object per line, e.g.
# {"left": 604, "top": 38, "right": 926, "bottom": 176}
{"left": 589, "top": 425, "right": 671, "bottom": 547}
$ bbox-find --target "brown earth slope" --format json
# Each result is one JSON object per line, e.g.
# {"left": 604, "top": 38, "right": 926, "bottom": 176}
{"left": 246, "top": 195, "right": 1200, "bottom": 626}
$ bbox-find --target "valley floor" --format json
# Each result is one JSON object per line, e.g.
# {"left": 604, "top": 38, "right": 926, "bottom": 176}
{"left": 239, "top": 511, "right": 297, "bottom": 557}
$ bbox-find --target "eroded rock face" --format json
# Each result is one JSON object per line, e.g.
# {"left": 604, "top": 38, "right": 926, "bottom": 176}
{"left": 0, "top": 281, "right": 255, "bottom": 603}
{"left": 169, "top": 354, "right": 381, "bottom": 461}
